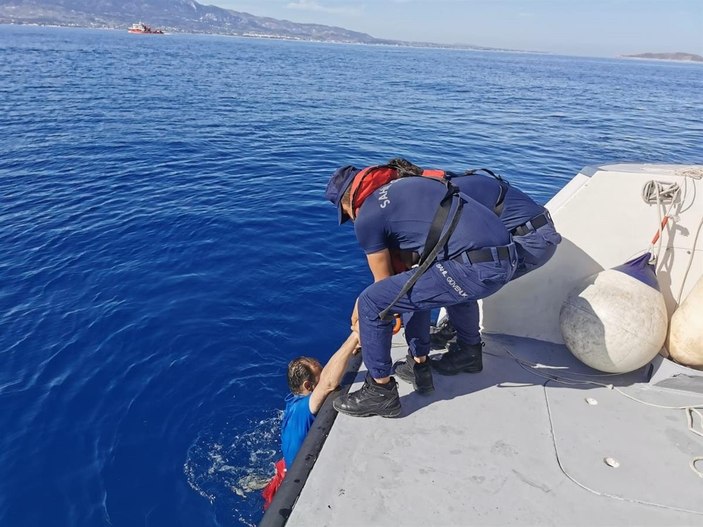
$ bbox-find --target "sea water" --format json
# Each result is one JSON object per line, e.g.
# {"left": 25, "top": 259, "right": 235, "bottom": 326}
{"left": 0, "top": 24, "right": 701, "bottom": 527}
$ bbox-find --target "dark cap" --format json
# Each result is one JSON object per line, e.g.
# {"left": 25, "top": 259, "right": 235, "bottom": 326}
{"left": 325, "top": 165, "right": 359, "bottom": 224}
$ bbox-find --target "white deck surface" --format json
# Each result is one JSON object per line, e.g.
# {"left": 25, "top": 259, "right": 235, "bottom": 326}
{"left": 483, "top": 164, "right": 703, "bottom": 344}
{"left": 287, "top": 333, "right": 703, "bottom": 526}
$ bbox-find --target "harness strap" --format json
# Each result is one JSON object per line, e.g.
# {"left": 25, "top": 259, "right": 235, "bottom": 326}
{"left": 494, "top": 182, "right": 508, "bottom": 216}
{"left": 511, "top": 211, "right": 550, "bottom": 236}
{"left": 419, "top": 181, "right": 456, "bottom": 264}
{"left": 464, "top": 168, "right": 510, "bottom": 216}
{"left": 452, "top": 245, "right": 512, "bottom": 264}
{"left": 387, "top": 158, "right": 423, "bottom": 177}
{"left": 379, "top": 181, "right": 464, "bottom": 321}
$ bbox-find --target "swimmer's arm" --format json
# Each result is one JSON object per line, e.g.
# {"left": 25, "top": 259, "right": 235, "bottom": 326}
{"left": 309, "top": 332, "right": 360, "bottom": 415}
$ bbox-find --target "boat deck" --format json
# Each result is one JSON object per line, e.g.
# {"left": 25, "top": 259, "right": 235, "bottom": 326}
{"left": 286, "top": 331, "right": 703, "bottom": 526}
{"left": 261, "top": 164, "right": 703, "bottom": 527}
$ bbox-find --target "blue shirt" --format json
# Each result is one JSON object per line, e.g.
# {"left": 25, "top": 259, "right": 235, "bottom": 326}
{"left": 354, "top": 176, "right": 509, "bottom": 257}
{"left": 281, "top": 394, "right": 315, "bottom": 469}
{"left": 450, "top": 174, "right": 546, "bottom": 231}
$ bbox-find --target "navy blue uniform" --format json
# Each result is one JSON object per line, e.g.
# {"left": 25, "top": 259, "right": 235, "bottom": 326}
{"left": 450, "top": 174, "right": 561, "bottom": 278}
{"left": 355, "top": 177, "right": 511, "bottom": 256}
{"left": 354, "top": 177, "right": 516, "bottom": 379}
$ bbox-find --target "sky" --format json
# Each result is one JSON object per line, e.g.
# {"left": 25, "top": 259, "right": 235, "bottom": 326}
{"left": 209, "top": 0, "right": 703, "bottom": 57}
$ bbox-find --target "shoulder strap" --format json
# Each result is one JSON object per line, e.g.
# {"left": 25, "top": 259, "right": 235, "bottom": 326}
{"left": 419, "top": 179, "right": 456, "bottom": 264}
{"left": 387, "top": 158, "right": 423, "bottom": 177}
{"left": 379, "top": 180, "right": 463, "bottom": 320}
{"left": 464, "top": 168, "right": 510, "bottom": 216}
{"left": 382, "top": 161, "right": 456, "bottom": 262}
{"left": 464, "top": 167, "right": 503, "bottom": 180}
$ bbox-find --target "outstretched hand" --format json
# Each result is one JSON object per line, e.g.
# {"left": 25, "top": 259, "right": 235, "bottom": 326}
{"left": 350, "top": 329, "right": 361, "bottom": 354}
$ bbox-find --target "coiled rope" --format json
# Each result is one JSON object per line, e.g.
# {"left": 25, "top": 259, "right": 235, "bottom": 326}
{"left": 642, "top": 180, "right": 681, "bottom": 264}
{"left": 642, "top": 173, "right": 703, "bottom": 303}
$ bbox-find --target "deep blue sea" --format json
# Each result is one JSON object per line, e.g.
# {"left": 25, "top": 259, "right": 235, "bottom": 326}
{"left": 0, "top": 24, "right": 701, "bottom": 527}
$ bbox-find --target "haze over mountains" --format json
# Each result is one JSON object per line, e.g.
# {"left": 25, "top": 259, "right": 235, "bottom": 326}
{"left": 2, "top": 1, "right": 700, "bottom": 60}
{"left": 622, "top": 52, "right": 703, "bottom": 63}
{"left": 0, "top": 0, "right": 489, "bottom": 49}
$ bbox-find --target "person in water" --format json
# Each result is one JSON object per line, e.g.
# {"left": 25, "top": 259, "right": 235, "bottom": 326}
{"left": 427, "top": 167, "right": 562, "bottom": 360}
{"left": 262, "top": 332, "right": 359, "bottom": 509}
{"left": 325, "top": 166, "right": 517, "bottom": 417}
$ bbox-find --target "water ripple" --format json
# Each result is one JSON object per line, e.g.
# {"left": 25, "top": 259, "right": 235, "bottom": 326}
{"left": 0, "top": 25, "right": 701, "bottom": 527}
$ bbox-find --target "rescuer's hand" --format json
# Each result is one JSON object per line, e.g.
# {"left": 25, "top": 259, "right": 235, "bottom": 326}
{"left": 348, "top": 330, "right": 361, "bottom": 355}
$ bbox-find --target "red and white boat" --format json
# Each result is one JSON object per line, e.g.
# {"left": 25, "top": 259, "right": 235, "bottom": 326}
{"left": 128, "top": 22, "right": 164, "bottom": 35}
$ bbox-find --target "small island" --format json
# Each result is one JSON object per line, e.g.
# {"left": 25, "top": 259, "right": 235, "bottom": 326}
{"left": 622, "top": 52, "right": 703, "bottom": 63}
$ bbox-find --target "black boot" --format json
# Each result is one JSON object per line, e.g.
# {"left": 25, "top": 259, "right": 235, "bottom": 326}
{"left": 430, "top": 341, "right": 483, "bottom": 375}
{"left": 430, "top": 319, "right": 458, "bottom": 350}
{"left": 333, "top": 375, "right": 401, "bottom": 418}
{"left": 394, "top": 355, "right": 434, "bottom": 394}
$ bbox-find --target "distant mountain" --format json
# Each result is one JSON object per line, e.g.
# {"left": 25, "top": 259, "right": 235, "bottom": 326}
{"left": 0, "top": 0, "right": 396, "bottom": 43}
{"left": 622, "top": 52, "right": 703, "bottom": 63}
{"left": 0, "top": 0, "right": 494, "bottom": 50}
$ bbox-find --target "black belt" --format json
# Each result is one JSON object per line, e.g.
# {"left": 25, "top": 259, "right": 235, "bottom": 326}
{"left": 452, "top": 245, "right": 511, "bottom": 264}
{"left": 511, "top": 212, "right": 550, "bottom": 237}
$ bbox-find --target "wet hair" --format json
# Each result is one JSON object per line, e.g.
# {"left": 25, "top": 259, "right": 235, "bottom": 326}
{"left": 287, "top": 356, "right": 321, "bottom": 394}
{"left": 387, "top": 157, "right": 423, "bottom": 177}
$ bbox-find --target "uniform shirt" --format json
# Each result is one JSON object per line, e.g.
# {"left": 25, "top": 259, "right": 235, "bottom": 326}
{"left": 354, "top": 176, "right": 509, "bottom": 257}
{"left": 281, "top": 394, "right": 316, "bottom": 469}
{"left": 450, "top": 174, "right": 546, "bottom": 231}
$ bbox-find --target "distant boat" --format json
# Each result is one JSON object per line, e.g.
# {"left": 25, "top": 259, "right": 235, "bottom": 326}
{"left": 128, "top": 22, "right": 164, "bottom": 35}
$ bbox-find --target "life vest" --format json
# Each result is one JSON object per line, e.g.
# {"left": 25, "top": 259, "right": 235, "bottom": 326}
{"left": 347, "top": 161, "right": 507, "bottom": 275}
{"left": 348, "top": 165, "right": 447, "bottom": 220}
{"left": 261, "top": 458, "right": 286, "bottom": 510}
{"left": 347, "top": 162, "right": 451, "bottom": 274}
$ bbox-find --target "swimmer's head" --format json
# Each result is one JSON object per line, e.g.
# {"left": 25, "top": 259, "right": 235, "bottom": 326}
{"left": 287, "top": 356, "right": 323, "bottom": 394}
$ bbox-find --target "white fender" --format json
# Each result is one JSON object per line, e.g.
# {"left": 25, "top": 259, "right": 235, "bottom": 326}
{"left": 667, "top": 275, "right": 703, "bottom": 370}
{"left": 560, "top": 269, "right": 668, "bottom": 373}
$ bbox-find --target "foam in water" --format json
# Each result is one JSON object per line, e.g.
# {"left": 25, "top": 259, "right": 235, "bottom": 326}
{"left": 184, "top": 411, "right": 282, "bottom": 522}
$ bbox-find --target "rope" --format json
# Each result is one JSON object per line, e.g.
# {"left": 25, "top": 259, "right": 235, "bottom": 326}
{"left": 642, "top": 180, "right": 681, "bottom": 264}
{"left": 675, "top": 167, "right": 703, "bottom": 181}
{"left": 688, "top": 407, "right": 703, "bottom": 438}
{"left": 492, "top": 341, "right": 703, "bottom": 482}
{"left": 637, "top": 174, "right": 701, "bottom": 303}
{"left": 543, "top": 383, "right": 703, "bottom": 514}
{"left": 494, "top": 341, "right": 703, "bottom": 410}
{"left": 676, "top": 209, "right": 703, "bottom": 304}
{"left": 692, "top": 458, "right": 703, "bottom": 478}
{"left": 642, "top": 180, "right": 681, "bottom": 204}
